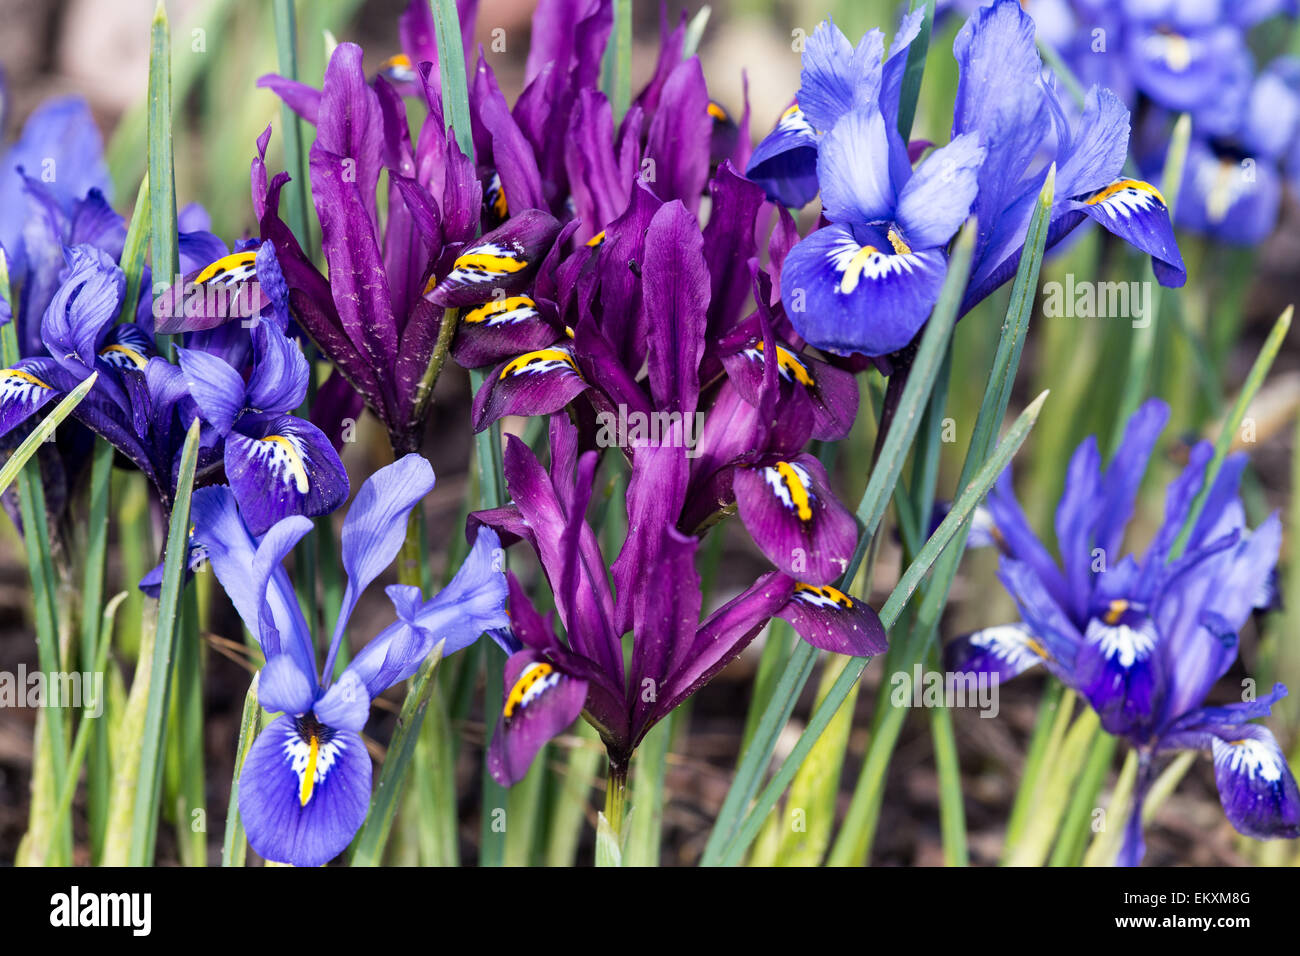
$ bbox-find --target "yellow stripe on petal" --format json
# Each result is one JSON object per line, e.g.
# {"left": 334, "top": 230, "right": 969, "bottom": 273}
{"left": 767, "top": 461, "right": 814, "bottom": 522}
{"left": 500, "top": 348, "right": 580, "bottom": 380}
{"left": 195, "top": 251, "right": 259, "bottom": 285}
{"left": 793, "top": 582, "right": 855, "bottom": 609}
{"left": 753, "top": 340, "right": 815, "bottom": 387}
{"left": 299, "top": 733, "right": 320, "bottom": 806}
{"left": 1086, "top": 178, "right": 1166, "bottom": 208}
{"left": 452, "top": 251, "right": 528, "bottom": 276}
{"left": 99, "top": 344, "right": 149, "bottom": 369}
{"left": 260, "top": 434, "right": 310, "bottom": 493}
{"left": 0, "top": 368, "right": 53, "bottom": 390}
{"left": 503, "top": 662, "right": 560, "bottom": 722}
{"left": 464, "top": 296, "right": 536, "bottom": 324}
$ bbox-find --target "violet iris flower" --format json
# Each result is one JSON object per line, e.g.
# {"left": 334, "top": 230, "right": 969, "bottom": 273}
{"left": 946, "top": 399, "right": 1300, "bottom": 864}
{"left": 193, "top": 454, "right": 508, "bottom": 867}
{"left": 0, "top": 85, "right": 115, "bottom": 343}
{"left": 775, "top": 26, "right": 987, "bottom": 355}
{"left": 466, "top": 200, "right": 882, "bottom": 787}
{"left": 473, "top": 415, "right": 886, "bottom": 787}
{"left": 951, "top": 0, "right": 1185, "bottom": 315}
{"left": 745, "top": 14, "right": 923, "bottom": 211}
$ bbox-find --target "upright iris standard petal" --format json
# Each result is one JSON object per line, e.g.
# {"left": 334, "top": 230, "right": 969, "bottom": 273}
{"left": 733, "top": 454, "right": 857, "bottom": 586}
{"left": 245, "top": 320, "right": 310, "bottom": 415}
{"left": 893, "top": 133, "right": 985, "bottom": 250}
{"left": 796, "top": 19, "right": 874, "bottom": 133}
{"left": 816, "top": 107, "right": 895, "bottom": 224}
{"left": 338, "top": 453, "right": 436, "bottom": 616}
{"left": 41, "top": 245, "right": 124, "bottom": 374}
{"left": 405, "top": 528, "right": 509, "bottom": 653}
{"left": 258, "top": 655, "right": 316, "bottom": 717}
{"left": 487, "top": 649, "right": 588, "bottom": 787}
{"left": 176, "top": 346, "right": 246, "bottom": 435}
{"left": 238, "top": 715, "right": 372, "bottom": 868}
{"left": 225, "top": 415, "right": 348, "bottom": 536}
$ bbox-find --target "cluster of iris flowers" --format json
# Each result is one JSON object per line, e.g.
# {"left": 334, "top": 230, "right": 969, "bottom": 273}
{"left": 0, "top": 0, "right": 1295, "bottom": 869}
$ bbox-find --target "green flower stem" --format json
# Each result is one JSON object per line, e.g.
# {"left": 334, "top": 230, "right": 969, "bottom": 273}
{"left": 624, "top": 711, "right": 675, "bottom": 867}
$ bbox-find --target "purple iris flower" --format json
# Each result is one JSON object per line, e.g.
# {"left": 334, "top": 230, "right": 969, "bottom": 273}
{"left": 472, "top": 415, "right": 886, "bottom": 787}
{"left": 192, "top": 454, "right": 508, "bottom": 867}
{"left": 254, "top": 0, "right": 737, "bottom": 452}
{"left": 463, "top": 196, "right": 881, "bottom": 786}
{"left": 946, "top": 398, "right": 1300, "bottom": 864}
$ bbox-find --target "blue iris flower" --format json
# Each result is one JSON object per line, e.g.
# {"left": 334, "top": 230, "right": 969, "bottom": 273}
{"left": 948, "top": 398, "right": 1300, "bottom": 865}
{"left": 192, "top": 454, "right": 508, "bottom": 867}
{"left": 755, "top": 0, "right": 1186, "bottom": 358}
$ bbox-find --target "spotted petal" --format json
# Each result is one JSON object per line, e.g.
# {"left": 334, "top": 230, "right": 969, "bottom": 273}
{"left": 719, "top": 333, "right": 858, "bottom": 441}
{"left": 0, "top": 359, "right": 64, "bottom": 439}
{"left": 487, "top": 649, "right": 587, "bottom": 787}
{"left": 745, "top": 104, "right": 820, "bottom": 208}
{"left": 427, "top": 209, "right": 559, "bottom": 308}
{"left": 776, "top": 580, "right": 887, "bottom": 656}
{"left": 781, "top": 222, "right": 946, "bottom": 356}
{"left": 471, "top": 345, "right": 587, "bottom": 432}
{"left": 1067, "top": 179, "right": 1186, "bottom": 287}
{"left": 225, "top": 415, "right": 348, "bottom": 536}
{"left": 450, "top": 295, "right": 559, "bottom": 368}
{"left": 733, "top": 454, "right": 856, "bottom": 586}
{"left": 1074, "top": 604, "right": 1164, "bottom": 737}
{"left": 238, "top": 714, "right": 371, "bottom": 867}
{"left": 1209, "top": 725, "right": 1300, "bottom": 842}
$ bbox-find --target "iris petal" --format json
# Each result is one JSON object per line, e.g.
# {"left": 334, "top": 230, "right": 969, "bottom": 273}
{"left": 781, "top": 223, "right": 946, "bottom": 356}
{"left": 238, "top": 715, "right": 371, "bottom": 867}
{"left": 225, "top": 414, "right": 348, "bottom": 536}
